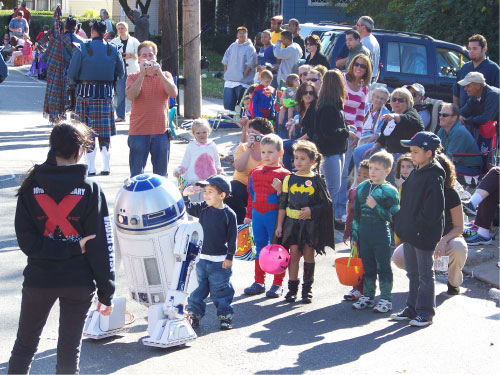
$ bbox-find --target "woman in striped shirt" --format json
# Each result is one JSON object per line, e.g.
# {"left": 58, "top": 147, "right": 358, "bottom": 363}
{"left": 335, "top": 54, "right": 372, "bottom": 223}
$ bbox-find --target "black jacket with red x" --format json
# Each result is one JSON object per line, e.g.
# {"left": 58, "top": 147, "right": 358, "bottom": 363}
{"left": 15, "top": 161, "right": 115, "bottom": 306}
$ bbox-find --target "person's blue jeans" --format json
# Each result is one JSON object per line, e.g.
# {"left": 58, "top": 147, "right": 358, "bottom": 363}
{"left": 321, "top": 154, "right": 344, "bottom": 213}
{"left": 115, "top": 71, "right": 127, "bottom": 119}
{"left": 128, "top": 132, "right": 170, "bottom": 177}
{"left": 403, "top": 242, "right": 435, "bottom": 319}
{"left": 283, "top": 139, "right": 296, "bottom": 171}
{"left": 335, "top": 141, "right": 354, "bottom": 219}
{"left": 223, "top": 85, "right": 246, "bottom": 111}
{"left": 187, "top": 259, "right": 234, "bottom": 318}
{"left": 353, "top": 141, "right": 375, "bottom": 171}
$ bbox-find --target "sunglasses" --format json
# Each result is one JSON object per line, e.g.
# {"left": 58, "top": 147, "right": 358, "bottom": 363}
{"left": 438, "top": 112, "right": 454, "bottom": 118}
{"left": 391, "top": 97, "right": 406, "bottom": 103}
{"left": 410, "top": 92, "right": 419, "bottom": 98}
{"left": 304, "top": 90, "right": 315, "bottom": 96}
{"left": 353, "top": 62, "right": 368, "bottom": 69}
{"left": 308, "top": 78, "right": 320, "bottom": 82}
{"left": 306, "top": 42, "right": 316, "bottom": 46}
{"left": 299, "top": 72, "right": 309, "bottom": 77}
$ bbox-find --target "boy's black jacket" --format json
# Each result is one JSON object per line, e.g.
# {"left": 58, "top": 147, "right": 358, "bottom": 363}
{"left": 15, "top": 160, "right": 115, "bottom": 305}
{"left": 394, "top": 161, "right": 445, "bottom": 250}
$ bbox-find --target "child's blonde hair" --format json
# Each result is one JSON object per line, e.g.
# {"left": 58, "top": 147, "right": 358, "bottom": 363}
{"left": 293, "top": 140, "right": 322, "bottom": 174}
{"left": 260, "top": 133, "right": 283, "bottom": 152}
{"left": 191, "top": 118, "right": 211, "bottom": 135}
{"left": 369, "top": 149, "right": 394, "bottom": 170}
{"left": 259, "top": 69, "right": 273, "bottom": 81}
{"left": 394, "top": 153, "right": 413, "bottom": 179}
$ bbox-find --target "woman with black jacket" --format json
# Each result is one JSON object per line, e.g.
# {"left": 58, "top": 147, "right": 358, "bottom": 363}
{"left": 8, "top": 122, "right": 115, "bottom": 375}
{"left": 304, "top": 34, "right": 330, "bottom": 69}
{"left": 313, "top": 70, "right": 349, "bottom": 208}
{"left": 364, "top": 87, "right": 424, "bottom": 184}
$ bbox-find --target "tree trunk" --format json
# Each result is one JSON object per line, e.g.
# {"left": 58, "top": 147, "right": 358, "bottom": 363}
{"left": 160, "top": 0, "right": 179, "bottom": 77}
{"left": 183, "top": 0, "right": 201, "bottom": 119}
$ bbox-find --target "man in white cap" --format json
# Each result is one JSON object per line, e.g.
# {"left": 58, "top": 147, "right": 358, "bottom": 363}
{"left": 458, "top": 71, "right": 500, "bottom": 138}
{"left": 405, "top": 83, "right": 432, "bottom": 129}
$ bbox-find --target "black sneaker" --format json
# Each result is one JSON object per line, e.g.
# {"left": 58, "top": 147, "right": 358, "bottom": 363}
{"left": 447, "top": 282, "right": 460, "bottom": 295}
{"left": 390, "top": 308, "right": 416, "bottom": 321}
{"left": 219, "top": 319, "right": 233, "bottom": 330}
{"left": 409, "top": 315, "right": 433, "bottom": 327}
{"left": 462, "top": 201, "right": 477, "bottom": 216}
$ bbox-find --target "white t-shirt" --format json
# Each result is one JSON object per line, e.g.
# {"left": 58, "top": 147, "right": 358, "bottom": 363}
{"left": 361, "top": 34, "right": 380, "bottom": 79}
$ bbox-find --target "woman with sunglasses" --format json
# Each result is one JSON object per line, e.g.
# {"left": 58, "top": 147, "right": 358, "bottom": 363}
{"left": 304, "top": 34, "right": 330, "bottom": 69}
{"left": 364, "top": 87, "right": 424, "bottom": 184}
{"left": 282, "top": 82, "right": 318, "bottom": 170}
{"left": 313, "top": 70, "right": 349, "bottom": 208}
{"left": 335, "top": 54, "right": 372, "bottom": 224}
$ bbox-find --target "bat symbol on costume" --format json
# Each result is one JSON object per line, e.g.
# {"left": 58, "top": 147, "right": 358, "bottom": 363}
{"left": 290, "top": 183, "right": 315, "bottom": 195}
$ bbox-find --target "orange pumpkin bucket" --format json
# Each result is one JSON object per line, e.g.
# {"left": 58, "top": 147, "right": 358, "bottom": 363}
{"left": 335, "top": 247, "right": 364, "bottom": 286}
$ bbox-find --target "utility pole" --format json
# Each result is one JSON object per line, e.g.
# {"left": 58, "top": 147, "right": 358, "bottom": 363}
{"left": 160, "top": 0, "right": 179, "bottom": 77}
{"left": 183, "top": 0, "right": 202, "bottom": 119}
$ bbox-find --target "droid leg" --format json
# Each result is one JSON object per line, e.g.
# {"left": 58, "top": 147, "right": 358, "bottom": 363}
{"left": 100, "top": 145, "right": 110, "bottom": 174}
{"left": 83, "top": 296, "right": 127, "bottom": 339}
{"left": 85, "top": 147, "right": 97, "bottom": 175}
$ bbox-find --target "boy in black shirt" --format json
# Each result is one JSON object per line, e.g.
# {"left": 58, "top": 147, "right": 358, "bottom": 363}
{"left": 183, "top": 175, "right": 237, "bottom": 330}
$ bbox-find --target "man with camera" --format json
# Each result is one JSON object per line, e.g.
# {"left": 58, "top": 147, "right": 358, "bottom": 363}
{"left": 126, "top": 40, "right": 178, "bottom": 177}
{"left": 111, "top": 22, "right": 140, "bottom": 122}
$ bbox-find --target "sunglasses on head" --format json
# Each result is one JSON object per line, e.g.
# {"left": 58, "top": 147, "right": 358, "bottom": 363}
{"left": 353, "top": 62, "right": 368, "bottom": 69}
{"left": 391, "top": 97, "right": 406, "bottom": 103}
{"left": 304, "top": 90, "right": 315, "bottom": 96}
{"left": 308, "top": 78, "right": 320, "bottom": 82}
{"left": 438, "top": 112, "right": 454, "bottom": 118}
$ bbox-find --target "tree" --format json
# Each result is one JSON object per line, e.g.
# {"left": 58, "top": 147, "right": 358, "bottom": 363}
{"left": 341, "top": 0, "right": 499, "bottom": 62}
{"left": 118, "top": 0, "right": 153, "bottom": 23}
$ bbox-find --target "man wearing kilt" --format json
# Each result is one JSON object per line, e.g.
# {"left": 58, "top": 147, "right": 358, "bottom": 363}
{"left": 68, "top": 20, "right": 124, "bottom": 176}
{"left": 42, "top": 6, "right": 85, "bottom": 124}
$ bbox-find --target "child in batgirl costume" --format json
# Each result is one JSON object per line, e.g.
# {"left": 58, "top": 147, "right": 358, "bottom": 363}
{"left": 275, "top": 140, "right": 335, "bottom": 304}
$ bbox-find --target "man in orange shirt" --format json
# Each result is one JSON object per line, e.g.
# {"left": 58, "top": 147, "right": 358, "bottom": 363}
{"left": 126, "top": 41, "right": 177, "bottom": 177}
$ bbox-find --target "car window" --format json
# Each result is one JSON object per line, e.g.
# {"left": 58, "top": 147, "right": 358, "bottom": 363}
{"left": 386, "top": 41, "right": 428, "bottom": 75}
{"left": 436, "top": 47, "right": 470, "bottom": 78}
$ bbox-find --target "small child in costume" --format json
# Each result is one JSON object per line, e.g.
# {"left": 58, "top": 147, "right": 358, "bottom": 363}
{"left": 351, "top": 150, "right": 400, "bottom": 313}
{"left": 183, "top": 175, "right": 237, "bottom": 330}
{"left": 174, "top": 118, "right": 222, "bottom": 201}
{"left": 251, "top": 69, "right": 276, "bottom": 120}
{"left": 243, "top": 133, "right": 290, "bottom": 298}
{"left": 242, "top": 95, "right": 252, "bottom": 118}
{"left": 392, "top": 132, "right": 445, "bottom": 327}
{"left": 343, "top": 159, "right": 370, "bottom": 301}
{"left": 278, "top": 73, "right": 300, "bottom": 131}
{"left": 393, "top": 153, "right": 414, "bottom": 246}
{"left": 275, "top": 140, "right": 335, "bottom": 303}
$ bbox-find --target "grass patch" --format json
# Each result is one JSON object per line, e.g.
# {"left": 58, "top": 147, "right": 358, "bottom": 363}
{"left": 202, "top": 74, "right": 224, "bottom": 99}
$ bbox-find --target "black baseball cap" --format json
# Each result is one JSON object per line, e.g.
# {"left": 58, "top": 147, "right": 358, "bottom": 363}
{"left": 196, "top": 175, "right": 231, "bottom": 195}
{"left": 400, "top": 131, "right": 441, "bottom": 151}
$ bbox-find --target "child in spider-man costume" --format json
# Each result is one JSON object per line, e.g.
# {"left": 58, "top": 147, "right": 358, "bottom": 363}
{"left": 243, "top": 133, "right": 290, "bottom": 298}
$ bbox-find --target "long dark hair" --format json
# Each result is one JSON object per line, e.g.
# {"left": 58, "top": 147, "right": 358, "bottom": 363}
{"left": 296, "top": 82, "right": 318, "bottom": 117}
{"left": 317, "top": 69, "right": 345, "bottom": 108}
{"left": 293, "top": 140, "right": 323, "bottom": 175}
{"left": 437, "top": 153, "right": 457, "bottom": 189}
{"left": 17, "top": 122, "right": 93, "bottom": 196}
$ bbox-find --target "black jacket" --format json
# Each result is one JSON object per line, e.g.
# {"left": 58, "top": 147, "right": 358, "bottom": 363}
{"left": 377, "top": 107, "right": 424, "bottom": 154}
{"left": 305, "top": 52, "right": 330, "bottom": 69}
{"left": 394, "top": 161, "right": 445, "bottom": 250}
{"left": 313, "top": 102, "right": 349, "bottom": 156}
{"left": 299, "top": 100, "right": 316, "bottom": 140}
{"left": 15, "top": 159, "right": 115, "bottom": 305}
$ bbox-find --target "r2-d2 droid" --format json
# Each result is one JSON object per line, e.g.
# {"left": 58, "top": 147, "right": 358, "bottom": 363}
{"left": 83, "top": 174, "right": 203, "bottom": 348}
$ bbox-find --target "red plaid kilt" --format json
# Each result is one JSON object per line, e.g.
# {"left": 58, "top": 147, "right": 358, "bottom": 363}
{"left": 74, "top": 97, "right": 116, "bottom": 138}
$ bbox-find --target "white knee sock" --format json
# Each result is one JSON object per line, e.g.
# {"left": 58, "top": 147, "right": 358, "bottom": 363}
{"left": 101, "top": 146, "right": 110, "bottom": 172}
{"left": 86, "top": 148, "right": 97, "bottom": 174}
{"left": 477, "top": 227, "right": 490, "bottom": 238}
{"left": 469, "top": 193, "right": 483, "bottom": 209}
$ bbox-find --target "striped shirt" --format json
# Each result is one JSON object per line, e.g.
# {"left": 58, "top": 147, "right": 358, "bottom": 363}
{"left": 343, "top": 74, "right": 368, "bottom": 137}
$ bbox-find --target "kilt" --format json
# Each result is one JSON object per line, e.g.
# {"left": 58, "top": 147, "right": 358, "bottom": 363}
{"left": 74, "top": 97, "right": 116, "bottom": 138}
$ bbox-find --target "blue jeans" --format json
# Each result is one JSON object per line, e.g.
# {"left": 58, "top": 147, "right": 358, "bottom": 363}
{"left": 187, "top": 259, "right": 234, "bottom": 318}
{"left": 335, "top": 141, "right": 354, "bottom": 219}
{"left": 128, "top": 132, "right": 170, "bottom": 177}
{"left": 403, "top": 242, "right": 435, "bottom": 319}
{"left": 115, "top": 71, "right": 127, "bottom": 119}
{"left": 283, "top": 139, "right": 296, "bottom": 171}
{"left": 321, "top": 154, "right": 344, "bottom": 213}
{"left": 223, "top": 85, "right": 246, "bottom": 111}
{"left": 353, "top": 141, "right": 375, "bottom": 171}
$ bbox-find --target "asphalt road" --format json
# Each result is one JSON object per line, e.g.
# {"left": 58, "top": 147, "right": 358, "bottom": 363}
{"left": 0, "top": 67, "right": 498, "bottom": 375}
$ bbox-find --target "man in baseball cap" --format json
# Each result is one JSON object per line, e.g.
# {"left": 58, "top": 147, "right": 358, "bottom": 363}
{"left": 458, "top": 71, "right": 500, "bottom": 138}
{"left": 270, "top": 15, "right": 284, "bottom": 45}
{"left": 405, "top": 83, "right": 431, "bottom": 129}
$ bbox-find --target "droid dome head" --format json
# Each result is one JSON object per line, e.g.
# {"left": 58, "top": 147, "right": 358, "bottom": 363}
{"left": 115, "top": 174, "right": 185, "bottom": 234}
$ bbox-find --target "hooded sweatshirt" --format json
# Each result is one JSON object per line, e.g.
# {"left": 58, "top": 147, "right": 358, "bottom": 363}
{"left": 273, "top": 41, "right": 302, "bottom": 83}
{"left": 394, "top": 161, "right": 445, "bottom": 250}
{"left": 15, "top": 156, "right": 115, "bottom": 305}
{"left": 222, "top": 39, "right": 256, "bottom": 86}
